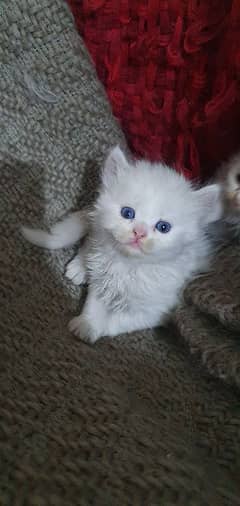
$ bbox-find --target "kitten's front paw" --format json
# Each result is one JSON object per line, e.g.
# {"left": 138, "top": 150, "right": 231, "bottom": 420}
{"left": 68, "top": 316, "right": 100, "bottom": 344}
{"left": 65, "top": 257, "right": 86, "bottom": 285}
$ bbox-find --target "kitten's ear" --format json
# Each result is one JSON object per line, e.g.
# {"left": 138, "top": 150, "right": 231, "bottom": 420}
{"left": 102, "top": 146, "right": 128, "bottom": 188}
{"left": 194, "top": 184, "right": 223, "bottom": 224}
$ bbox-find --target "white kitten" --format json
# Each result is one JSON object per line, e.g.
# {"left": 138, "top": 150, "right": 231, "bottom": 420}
{"left": 22, "top": 146, "right": 222, "bottom": 344}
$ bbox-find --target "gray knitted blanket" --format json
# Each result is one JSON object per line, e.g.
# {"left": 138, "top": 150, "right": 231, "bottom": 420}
{"left": 175, "top": 241, "right": 240, "bottom": 389}
{"left": 1, "top": 1, "right": 240, "bottom": 504}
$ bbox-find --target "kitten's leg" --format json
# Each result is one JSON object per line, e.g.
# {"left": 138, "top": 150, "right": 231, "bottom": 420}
{"left": 65, "top": 251, "right": 86, "bottom": 285}
{"left": 69, "top": 288, "right": 107, "bottom": 344}
{"left": 69, "top": 293, "right": 161, "bottom": 343}
{"left": 104, "top": 310, "right": 159, "bottom": 338}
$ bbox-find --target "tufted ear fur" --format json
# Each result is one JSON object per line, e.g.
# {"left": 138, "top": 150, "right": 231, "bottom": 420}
{"left": 102, "top": 146, "right": 128, "bottom": 188}
{"left": 194, "top": 184, "right": 223, "bottom": 224}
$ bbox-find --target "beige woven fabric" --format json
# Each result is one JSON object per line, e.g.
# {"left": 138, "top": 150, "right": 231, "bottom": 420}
{"left": 1, "top": 1, "right": 240, "bottom": 504}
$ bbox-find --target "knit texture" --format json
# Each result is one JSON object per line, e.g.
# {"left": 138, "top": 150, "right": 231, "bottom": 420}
{"left": 67, "top": 0, "right": 240, "bottom": 179}
{"left": 1, "top": 1, "right": 240, "bottom": 504}
{"left": 174, "top": 241, "right": 240, "bottom": 390}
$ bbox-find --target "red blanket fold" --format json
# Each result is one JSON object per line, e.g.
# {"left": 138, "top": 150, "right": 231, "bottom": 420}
{"left": 67, "top": 0, "right": 240, "bottom": 179}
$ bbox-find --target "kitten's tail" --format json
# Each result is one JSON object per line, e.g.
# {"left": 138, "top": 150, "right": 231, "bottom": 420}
{"left": 21, "top": 210, "right": 87, "bottom": 250}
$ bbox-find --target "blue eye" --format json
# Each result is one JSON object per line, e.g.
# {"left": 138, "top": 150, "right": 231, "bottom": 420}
{"left": 155, "top": 220, "right": 171, "bottom": 233}
{"left": 121, "top": 207, "right": 135, "bottom": 220}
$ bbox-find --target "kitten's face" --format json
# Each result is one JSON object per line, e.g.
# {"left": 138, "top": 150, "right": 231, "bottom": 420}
{"left": 95, "top": 147, "right": 222, "bottom": 261}
{"left": 97, "top": 175, "right": 194, "bottom": 260}
{"left": 222, "top": 155, "right": 240, "bottom": 213}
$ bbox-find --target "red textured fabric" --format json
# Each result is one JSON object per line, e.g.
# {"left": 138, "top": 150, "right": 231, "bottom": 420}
{"left": 67, "top": 0, "right": 240, "bottom": 180}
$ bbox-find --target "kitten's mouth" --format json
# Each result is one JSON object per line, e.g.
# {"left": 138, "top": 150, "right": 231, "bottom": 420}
{"left": 115, "top": 235, "right": 148, "bottom": 255}
{"left": 127, "top": 238, "right": 143, "bottom": 249}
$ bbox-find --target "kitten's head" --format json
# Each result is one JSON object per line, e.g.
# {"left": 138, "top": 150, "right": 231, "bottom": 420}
{"left": 220, "top": 153, "right": 240, "bottom": 214}
{"left": 94, "top": 146, "right": 222, "bottom": 261}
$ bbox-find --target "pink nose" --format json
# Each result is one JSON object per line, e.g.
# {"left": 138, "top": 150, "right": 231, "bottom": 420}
{"left": 133, "top": 224, "right": 147, "bottom": 239}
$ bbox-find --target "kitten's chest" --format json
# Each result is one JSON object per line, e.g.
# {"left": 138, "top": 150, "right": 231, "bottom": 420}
{"left": 88, "top": 250, "right": 181, "bottom": 312}
{"left": 89, "top": 257, "right": 140, "bottom": 311}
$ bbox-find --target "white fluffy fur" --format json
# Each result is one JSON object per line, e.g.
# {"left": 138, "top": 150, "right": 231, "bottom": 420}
{"left": 22, "top": 210, "right": 87, "bottom": 249}
{"left": 22, "top": 146, "right": 222, "bottom": 343}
